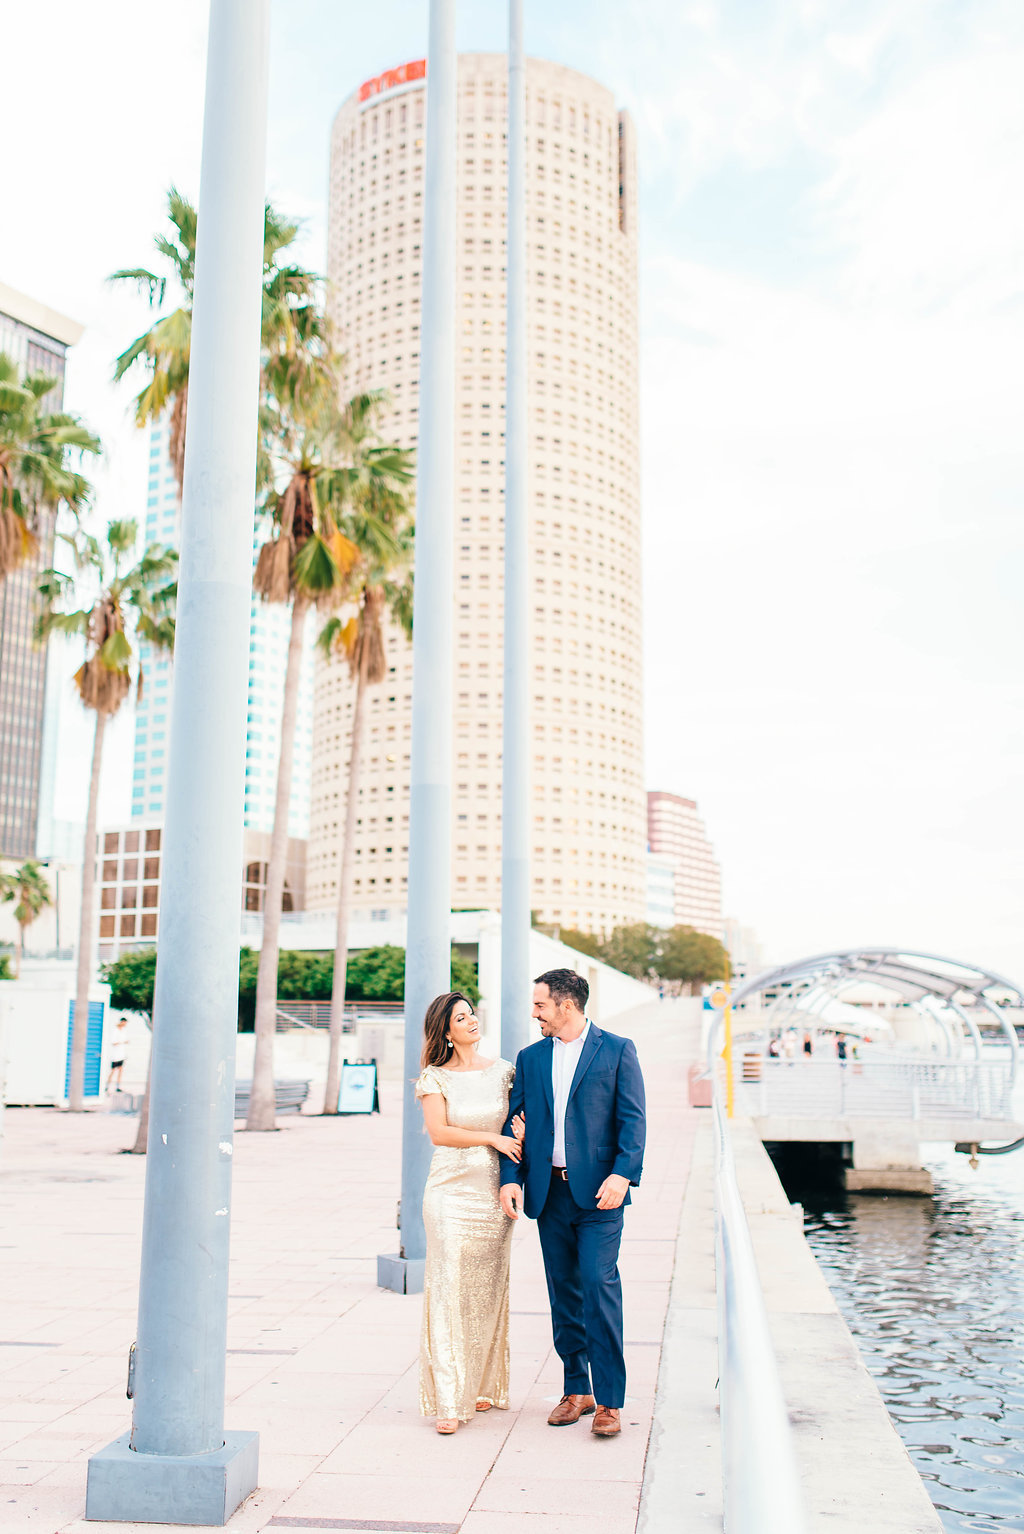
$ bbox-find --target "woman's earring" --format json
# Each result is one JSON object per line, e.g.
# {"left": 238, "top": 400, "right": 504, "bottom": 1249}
{"left": 445, "top": 1036, "right": 453, "bottom": 1050}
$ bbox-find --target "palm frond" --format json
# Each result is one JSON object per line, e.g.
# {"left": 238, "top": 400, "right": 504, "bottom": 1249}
{"left": 74, "top": 655, "right": 131, "bottom": 715}
{"left": 99, "top": 629, "right": 133, "bottom": 669}
{"left": 317, "top": 612, "right": 359, "bottom": 664}
{"left": 108, "top": 267, "right": 167, "bottom": 307}
{"left": 37, "top": 516, "right": 178, "bottom": 719}
{"left": 107, "top": 519, "right": 139, "bottom": 556}
{"left": 291, "top": 530, "right": 352, "bottom": 606}
{"left": 0, "top": 353, "right": 100, "bottom": 579}
{"left": 34, "top": 606, "right": 90, "bottom": 641}
{"left": 254, "top": 534, "right": 294, "bottom": 604}
{"left": 0, "top": 505, "right": 35, "bottom": 578}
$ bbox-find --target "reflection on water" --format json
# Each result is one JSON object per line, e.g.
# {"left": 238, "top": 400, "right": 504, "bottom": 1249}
{"left": 785, "top": 1144, "right": 1024, "bottom": 1532}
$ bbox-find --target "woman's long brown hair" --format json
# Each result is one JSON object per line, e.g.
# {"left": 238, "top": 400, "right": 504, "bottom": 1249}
{"left": 421, "top": 991, "right": 475, "bottom": 1069}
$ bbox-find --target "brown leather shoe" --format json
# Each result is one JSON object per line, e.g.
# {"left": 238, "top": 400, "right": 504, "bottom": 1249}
{"left": 592, "top": 1406, "right": 621, "bottom": 1436}
{"left": 547, "top": 1393, "right": 596, "bottom": 1426}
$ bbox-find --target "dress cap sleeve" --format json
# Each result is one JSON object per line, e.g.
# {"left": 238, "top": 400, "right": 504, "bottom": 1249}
{"left": 415, "top": 1064, "right": 446, "bottom": 1099}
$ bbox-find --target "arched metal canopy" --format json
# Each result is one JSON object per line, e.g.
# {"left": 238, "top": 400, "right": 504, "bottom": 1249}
{"left": 709, "top": 948, "right": 1024, "bottom": 1133}
{"left": 729, "top": 947, "right": 1024, "bottom": 1011}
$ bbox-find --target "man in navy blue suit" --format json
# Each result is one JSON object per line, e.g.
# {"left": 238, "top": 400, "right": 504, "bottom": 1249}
{"left": 499, "top": 968, "right": 646, "bottom": 1437}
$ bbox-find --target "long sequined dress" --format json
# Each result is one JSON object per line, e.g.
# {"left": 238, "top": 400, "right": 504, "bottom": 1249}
{"left": 415, "top": 1059, "right": 515, "bottom": 1421}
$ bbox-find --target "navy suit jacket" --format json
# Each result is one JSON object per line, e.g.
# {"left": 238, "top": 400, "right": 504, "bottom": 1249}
{"left": 500, "top": 1023, "right": 646, "bottom": 1219}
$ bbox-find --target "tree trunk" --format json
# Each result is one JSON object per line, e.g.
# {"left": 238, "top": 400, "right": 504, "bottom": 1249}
{"left": 323, "top": 648, "right": 371, "bottom": 1114}
{"left": 70, "top": 711, "right": 105, "bottom": 1111}
{"left": 247, "top": 595, "right": 309, "bottom": 1131}
{"left": 15, "top": 923, "right": 24, "bottom": 979}
{"left": 130, "top": 1027, "right": 154, "bottom": 1154}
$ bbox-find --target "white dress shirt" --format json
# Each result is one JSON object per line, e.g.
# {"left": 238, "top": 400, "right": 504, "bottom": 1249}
{"left": 551, "top": 1018, "right": 590, "bottom": 1168}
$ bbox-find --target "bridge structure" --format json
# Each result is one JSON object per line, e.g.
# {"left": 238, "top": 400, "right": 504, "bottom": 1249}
{"left": 709, "top": 948, "right": 1024, "bottom": 1191}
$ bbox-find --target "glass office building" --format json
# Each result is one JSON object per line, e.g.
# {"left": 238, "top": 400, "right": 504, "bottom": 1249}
{"left": 0, "top": 283, "right": 83, "bottom": 860}
{"left": 131, "top": 416, "right": 314, "bottom": 841}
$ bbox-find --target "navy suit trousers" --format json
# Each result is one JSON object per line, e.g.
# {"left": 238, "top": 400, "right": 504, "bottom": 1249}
{"left": 537, "top": 1174, "right": 626, "bottom": 1409}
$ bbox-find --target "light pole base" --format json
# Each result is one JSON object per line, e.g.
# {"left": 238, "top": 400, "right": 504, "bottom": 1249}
{"left": 85, "top": 1429, "right": 259, "bottom": 1525}
{"left": 378, "top": 1253, "right": 425, "bottom": 1294}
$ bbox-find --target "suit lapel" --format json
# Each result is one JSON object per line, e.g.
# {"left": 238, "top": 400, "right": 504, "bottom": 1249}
{"left": 567, "top": 1022, "right": 603, "bottom": 1104}
{"left": 539, "top": 1036, "right": 554, "bottom": 1114}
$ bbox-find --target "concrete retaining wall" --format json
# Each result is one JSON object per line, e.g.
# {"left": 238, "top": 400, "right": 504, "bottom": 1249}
{"left": 641, "top": 1115, "right": 944, "bottom": 1533}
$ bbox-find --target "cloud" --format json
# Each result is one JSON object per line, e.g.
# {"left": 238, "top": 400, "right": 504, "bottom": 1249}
{"left": 4, "top": 0, "right": 1021, "bottom": 975}
{"left": 638, "top": 4, "right": 1024, "bottom": 974}
{"left": 820, "top": 49, "right": 1024, "bottom": 318}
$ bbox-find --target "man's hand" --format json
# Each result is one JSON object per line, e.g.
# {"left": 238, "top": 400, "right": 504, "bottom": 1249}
{"left": 500, "top": 1184, "right": 523, "bottom": 1221}
{"left": 595, "top": 1173, "right": 629, "bottom": 1211}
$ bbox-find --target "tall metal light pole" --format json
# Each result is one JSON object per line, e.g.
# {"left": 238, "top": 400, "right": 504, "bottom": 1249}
{"left": 86, "top": 0, "right": 269, "bottom": 1521}
{"left": 378, "top": 0, "right": 458, "bottom": 1296}
{"left": 501, "top": 0, "right": 531, "bottom": 1061}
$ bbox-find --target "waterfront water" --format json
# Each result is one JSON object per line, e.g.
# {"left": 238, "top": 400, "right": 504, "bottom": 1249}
{"left": 785, "top": 1138, "right": 1024, "bottom": 1531}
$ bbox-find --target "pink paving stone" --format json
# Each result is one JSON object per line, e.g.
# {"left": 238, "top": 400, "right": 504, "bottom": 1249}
{"left": 2, "top": 1433, "right": 96, "bottom": 1460}
{"left": 491, "top": 1426, "right": 653, "bottom": 1485}
{"left": 276, "top": 1469, "right": 479, "bottom": 1522}
{"left": 461, "top": 1514, "right": 640, "bottom": 1534}
{"left": 0, "top": 1459, "right": 63, "bottom": 1484}
{"left": 0, "top": 1402, "right": 66, "bottom": 1424}
{"left": 473, "top": 1473, "right": 641, "bottom": 1516}
{"left": 317, "top": 1415, "right": 513, "bottom": 1478}
{"left": 0, "top": 999, "right": 699, "bottom": 1534}
{"left": 4, "top": 1483, "right": 87, "bottom": 1528}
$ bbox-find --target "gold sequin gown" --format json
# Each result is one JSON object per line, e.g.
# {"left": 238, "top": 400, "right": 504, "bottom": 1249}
{"left": 415, "top": 1059, "right": 515, "bottom": 1421}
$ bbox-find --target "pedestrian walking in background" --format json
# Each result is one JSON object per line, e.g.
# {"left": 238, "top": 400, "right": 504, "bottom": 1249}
{"left": 105, "top": 1018, "right": 129, "bottom": 1093}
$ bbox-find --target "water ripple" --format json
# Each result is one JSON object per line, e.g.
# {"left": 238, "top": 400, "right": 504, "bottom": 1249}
{"left": 789, "top": 1144, "right": 1024, "bottom": 1531}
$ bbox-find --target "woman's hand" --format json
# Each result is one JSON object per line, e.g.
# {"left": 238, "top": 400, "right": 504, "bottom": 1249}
{"left": 511, "top": 1113, "right": 525, "bottom": 1142}
{"left": 493, "top": 1134, "right": 523, "bottom": 1162}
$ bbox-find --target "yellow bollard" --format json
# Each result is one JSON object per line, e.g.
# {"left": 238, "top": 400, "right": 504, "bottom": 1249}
{"left": 712, "top": 982, "right": 734, "bottom": 1118}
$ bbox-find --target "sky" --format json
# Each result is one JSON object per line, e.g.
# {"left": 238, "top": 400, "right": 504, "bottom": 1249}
{"left": 4, "top": 0, "right": 1022, "bottom": 976}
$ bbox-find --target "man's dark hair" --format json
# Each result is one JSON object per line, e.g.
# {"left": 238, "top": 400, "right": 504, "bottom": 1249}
{"left": 535, "top": 967, "right": 589, "bottom": 1013}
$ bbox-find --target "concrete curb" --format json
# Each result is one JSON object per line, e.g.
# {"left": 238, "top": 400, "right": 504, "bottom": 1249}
{"left": 639, "top": 1115, "right": 945, "bottom": 1532}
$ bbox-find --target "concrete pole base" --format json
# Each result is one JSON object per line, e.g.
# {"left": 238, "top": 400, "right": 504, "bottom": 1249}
{"left": 377, "top": 1253, "right": 425, "bottom": 1294}
{"left": 844, "top": 1168, "right": 935, "bottom": 1195}
{"left": 85, "top": 1429, "right": 259, "bottom": 1525}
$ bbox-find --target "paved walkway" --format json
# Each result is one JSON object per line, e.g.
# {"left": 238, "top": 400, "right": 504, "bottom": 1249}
{"left": 0, "top": 1000, "right": 701, "bottom": 1533}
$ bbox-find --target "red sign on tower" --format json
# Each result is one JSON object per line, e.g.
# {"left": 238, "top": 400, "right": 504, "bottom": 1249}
{"left": 358, "top": 59, "right": 427, "bottom": 103}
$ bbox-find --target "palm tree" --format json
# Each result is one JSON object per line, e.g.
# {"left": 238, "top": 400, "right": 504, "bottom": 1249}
{"left": 319, "top": 515, "right": 413, "bottom": 1116}
{"left": 245, "top": 390, "right": 413, "bottom": 1131}
{"left": 0, "top": 861, "right": 52, "bottom": 977}
{"left": 111, "top": 188, "right": 329, "bottom": 492}
{"left": 37, "top": 521, "right": 176, "bottom": 1111}
{"left": 0, "top": 354, "right": 99, "bottom": 581}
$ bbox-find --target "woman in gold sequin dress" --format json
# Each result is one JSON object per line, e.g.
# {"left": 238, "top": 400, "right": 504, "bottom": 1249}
{"left": 415, "top": 991, "right": 523, "bottom": 1434}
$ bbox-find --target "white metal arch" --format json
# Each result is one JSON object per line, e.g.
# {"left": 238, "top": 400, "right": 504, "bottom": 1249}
{"left": 727, "top": 947, "right": 1022, "bottom": 1077}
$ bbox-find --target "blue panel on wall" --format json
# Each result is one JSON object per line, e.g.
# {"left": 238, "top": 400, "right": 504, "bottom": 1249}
{"left": 65, "top": 1001, "right": 104, "bottom": 1098}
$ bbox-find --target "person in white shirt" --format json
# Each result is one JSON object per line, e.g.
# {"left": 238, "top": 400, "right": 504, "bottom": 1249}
{"left": 499, "top": 968, "right": 647, "bottom": 1438}
{"left": 106, "top": 1018, "right": 130, "bottom": 1092}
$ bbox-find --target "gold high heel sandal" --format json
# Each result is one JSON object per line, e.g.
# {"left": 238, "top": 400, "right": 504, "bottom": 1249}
{"left": 436, "top": 1418, "right": 458, "bottom": 1434}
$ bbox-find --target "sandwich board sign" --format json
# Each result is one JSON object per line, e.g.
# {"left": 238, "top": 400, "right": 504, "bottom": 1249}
{"left": 338, "top": 1059, "right": 380, "bottom": 1115}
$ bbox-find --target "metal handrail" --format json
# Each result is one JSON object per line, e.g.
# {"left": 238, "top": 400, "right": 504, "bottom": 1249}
{"left": 729, "top": 1054, "right": 1015, "bottom": 1122}
{"left": 712, "top": 1081, "right": 806, "bottom": 1532}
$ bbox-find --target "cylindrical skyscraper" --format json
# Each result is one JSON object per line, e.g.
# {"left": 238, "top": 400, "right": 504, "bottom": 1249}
{"left": 309, "top": 54, "right": 644, "bottom": 939}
